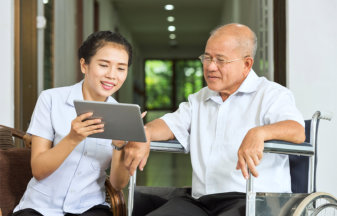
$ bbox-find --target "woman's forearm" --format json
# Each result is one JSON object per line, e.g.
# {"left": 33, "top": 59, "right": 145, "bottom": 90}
{"left": 31, "top": 135, "right": 79, "bottom": 180}
{"left": 109, "top": 148, "right": 130, "bottom": 190}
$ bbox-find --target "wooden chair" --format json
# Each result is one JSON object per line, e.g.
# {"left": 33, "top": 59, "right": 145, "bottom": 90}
{"left": 0, "top": 125, "right": 126, "bottom": 216}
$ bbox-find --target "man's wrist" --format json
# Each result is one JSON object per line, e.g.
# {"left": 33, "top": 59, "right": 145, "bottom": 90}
{"left": 249, "top": 127, "right": 266, "bottom": 141}
{"left": 143, "top": 126, "right": 150, "bottom": 142}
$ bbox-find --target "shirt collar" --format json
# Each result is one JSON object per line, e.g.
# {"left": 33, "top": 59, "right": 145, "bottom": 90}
{"left": 236, "top": 69, "right": 259, "bottom": 94}
{"left": 66, "top": 80, "right": 116, "bottom": 106}
{"left": 204, "top": 69, "right": 259, "bottom": 103}
{"left": 204, "top": 88, "right": 222, "bottom": 104}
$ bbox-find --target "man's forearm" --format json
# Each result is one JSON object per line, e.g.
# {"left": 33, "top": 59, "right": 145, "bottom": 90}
{"left": 237, "top": 120, "right": 305, "bottom": 178}
{"left": 123, "top": 118, "right": 175, "bottom": 175}
{"left": 253, "top": 120, "right": 305, "bottom": 144}
{"left": 145, "top": 119, "right": 175, "bottom": 142}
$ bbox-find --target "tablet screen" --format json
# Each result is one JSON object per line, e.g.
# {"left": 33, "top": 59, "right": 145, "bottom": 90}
{"left": 74, "top": 100, "right": 147, "bottom": 142}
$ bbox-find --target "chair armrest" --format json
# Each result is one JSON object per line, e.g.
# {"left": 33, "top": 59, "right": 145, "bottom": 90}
{"left": 150, "top": 140, "right": 185, "bottom": 153}
{"left": 264, "top": 140, "right": 314, "bottom": 156}
{"left": 0, "top": 125, "right": 31, "bottom": 148}
{"left": 105, "top": 177, "right": 127, "bottom": 216}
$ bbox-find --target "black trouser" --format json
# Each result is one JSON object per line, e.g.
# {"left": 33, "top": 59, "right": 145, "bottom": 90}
{"left": 12, "top": 204, "right": 113, "bottom": 216}
{"left": 133, "top": 192, "right": 246, "bottom": 216}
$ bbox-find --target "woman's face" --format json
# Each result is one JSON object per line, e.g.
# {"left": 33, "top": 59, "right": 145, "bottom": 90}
{"left": 81, "top": 42, "right": 129, "bottom": 101}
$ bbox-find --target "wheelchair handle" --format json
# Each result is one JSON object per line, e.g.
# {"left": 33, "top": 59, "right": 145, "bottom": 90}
{"left": 319, "top": 112, "right": 333, "bottom": 121}
{"left": 313, "top": 110, "right": 333, "bottom": 121}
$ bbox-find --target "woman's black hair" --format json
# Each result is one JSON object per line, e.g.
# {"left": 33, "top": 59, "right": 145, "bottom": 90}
{"left": 78, "top": 31, "right": 133, "bottom": 66}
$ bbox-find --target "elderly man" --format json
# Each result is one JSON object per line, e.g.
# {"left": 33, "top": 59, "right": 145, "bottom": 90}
{"left": 124, "top": 23, "right": 305, "bottom": 216}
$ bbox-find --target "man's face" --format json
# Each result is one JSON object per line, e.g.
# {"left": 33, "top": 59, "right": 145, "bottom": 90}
{"left": 203, "top": 34, "right": 251, "bottom": 98}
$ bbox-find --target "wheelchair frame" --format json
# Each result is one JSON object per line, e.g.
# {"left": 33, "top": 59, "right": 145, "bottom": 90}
{"left": 127, "top": 111, "right": 336, "bottom": 216}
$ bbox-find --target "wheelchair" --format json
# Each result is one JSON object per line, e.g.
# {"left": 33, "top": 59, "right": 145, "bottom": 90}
{"left": 127, "top": 111, "right": 337, "bottom": 216}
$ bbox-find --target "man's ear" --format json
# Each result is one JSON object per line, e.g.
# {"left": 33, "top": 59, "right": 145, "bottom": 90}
{"left": 243, "top": 57, "right": 254, "bottom": 77}
{"left": 80, "top": 58, "right": 87, "bottom": 74}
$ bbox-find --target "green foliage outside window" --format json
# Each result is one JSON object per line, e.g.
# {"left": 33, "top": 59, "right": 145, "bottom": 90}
{"left": 145, "top": 59, "right": 203, "bottom": 110}
{"left": 175, "top": 60, "right": 203, "bottom": 105}
{"left": 145, "top": 60, "right": 172, "bottom": 109}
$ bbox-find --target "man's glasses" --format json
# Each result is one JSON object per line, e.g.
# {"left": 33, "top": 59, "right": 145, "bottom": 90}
{"left": 198, "top": 54, "right": 248, "bottom": 67}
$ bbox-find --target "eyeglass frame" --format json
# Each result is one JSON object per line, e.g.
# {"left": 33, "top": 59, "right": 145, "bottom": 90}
{"left": 198, "top": 54, "right": 250, "bottom": 67}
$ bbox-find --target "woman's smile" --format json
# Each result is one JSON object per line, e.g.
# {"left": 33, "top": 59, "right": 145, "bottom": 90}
{"left": 101, "top": 81, "right": 115, "bottom": 90}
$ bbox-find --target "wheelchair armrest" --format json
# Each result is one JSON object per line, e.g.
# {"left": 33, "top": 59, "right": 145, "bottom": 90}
{"left": 150, "top": 139, "right": 314, "bottom": 156}
{"left": 150, "top": 140, "right": 185, "bottom": 153}
{"left": 264, "top": 140, "right": 314, "bottom": 156}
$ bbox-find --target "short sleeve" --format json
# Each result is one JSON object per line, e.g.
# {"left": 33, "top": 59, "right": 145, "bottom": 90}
{"left": 27, "top": 91, "right": 55, "bottom": 141}
{"left": 160, "top": 100, "right": 192, "bottom": 152}
{"left": 263, "top": 89, "right": 305, "bottom": 127}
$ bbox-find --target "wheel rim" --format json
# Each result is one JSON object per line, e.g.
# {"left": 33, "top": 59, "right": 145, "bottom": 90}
{"left": 293, "top": 192, "right": 337, "bottom": 216}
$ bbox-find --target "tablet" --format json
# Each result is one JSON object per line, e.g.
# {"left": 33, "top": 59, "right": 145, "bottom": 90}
{"left": 74, "top": 100, "right": 147, "bottom": 142}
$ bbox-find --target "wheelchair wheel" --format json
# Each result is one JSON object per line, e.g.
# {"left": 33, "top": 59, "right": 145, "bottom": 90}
{"left": 293, "top": 192, "right": 337, "bottom": 216}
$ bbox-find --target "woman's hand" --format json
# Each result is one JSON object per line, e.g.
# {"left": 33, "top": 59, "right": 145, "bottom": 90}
{"left": 67, "top": 112, "right": 105, "bottom": 144}
{"left": 31, "top": 112, "right": 105, "bottom": 180}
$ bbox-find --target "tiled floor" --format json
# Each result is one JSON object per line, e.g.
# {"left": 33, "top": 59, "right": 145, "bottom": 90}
{"left": 137, "top": 151, "right": 192, "bottom": 187}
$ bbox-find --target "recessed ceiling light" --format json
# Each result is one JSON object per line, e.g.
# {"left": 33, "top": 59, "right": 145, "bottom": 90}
{"left": 169, "top": 40, "right": 178, "bottom": 46}
{"left": 165, "top": 4, "right": 174, "bottom": 11}
{"left": 168, "top": 26, "right": 176, "bottom": 32}
{"left": 43, "top": 0, "right": 49, "bottom": 4}
{"left": 167, "top": 16, "right": 175, "bottom": 22}
{"left": 169, "top": 34, "right": 176, "bottom": 39}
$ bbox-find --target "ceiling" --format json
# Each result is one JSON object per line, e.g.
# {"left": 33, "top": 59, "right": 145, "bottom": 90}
{"left": 113, "top": 0, "right": 225, "bottom": 59}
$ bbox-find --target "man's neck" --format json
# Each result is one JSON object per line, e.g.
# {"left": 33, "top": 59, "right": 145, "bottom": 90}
{"left": 219, "top": 92, "right": 230, "bottom": 102}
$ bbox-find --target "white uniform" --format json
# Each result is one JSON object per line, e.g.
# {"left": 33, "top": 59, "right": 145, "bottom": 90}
{"left": 14, "top": 81, "right": 115, "bottom": 216}
{"left": 161, "top": 70, "right": 305, "bottom": 198}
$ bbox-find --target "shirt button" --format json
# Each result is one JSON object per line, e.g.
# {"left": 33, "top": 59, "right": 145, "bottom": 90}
{"left": 77, "top": 171, "right": 81, "bottom": 176}
{"left": 84, "top": 151, "right": 87, "bottom": 156}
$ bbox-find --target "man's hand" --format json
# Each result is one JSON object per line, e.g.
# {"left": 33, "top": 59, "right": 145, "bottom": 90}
{"left": 123, "top": 128, "right": 151, "bottom": 176}
{"left": 236, "top": 128, "right": 264, "bottom": 179}
{"left": 123, "top": 111, "right": 150, "bottom": 176}
{"left": 236, "top": 120, "right": 305, "bottom": 179}
{"left": 123, "top": 116, "right": 175, "bottom": 176}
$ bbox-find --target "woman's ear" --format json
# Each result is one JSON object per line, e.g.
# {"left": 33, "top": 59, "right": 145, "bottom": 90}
{"left": 80, "top": 58, "right": 87, "bottom": 75}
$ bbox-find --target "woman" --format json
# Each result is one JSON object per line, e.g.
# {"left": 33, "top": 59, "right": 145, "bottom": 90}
{"left": 13, "top": 31, "right": 133, "bottom": 216}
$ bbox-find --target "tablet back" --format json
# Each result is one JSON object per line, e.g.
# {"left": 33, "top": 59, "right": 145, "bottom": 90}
{"left": 74, "top": 100, "right": 146, "bottom": 142}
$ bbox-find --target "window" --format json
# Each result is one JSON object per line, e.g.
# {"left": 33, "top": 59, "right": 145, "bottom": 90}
{"left": 136, "top": 59, "right": 204, "bottom": 187}
{"left": 144, "top": 59, "right": 204, "bottom": 122}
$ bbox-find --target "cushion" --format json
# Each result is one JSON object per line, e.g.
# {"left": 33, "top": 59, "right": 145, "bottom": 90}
{"left": 0, "top": 148, "right": 32, "bottom": 216}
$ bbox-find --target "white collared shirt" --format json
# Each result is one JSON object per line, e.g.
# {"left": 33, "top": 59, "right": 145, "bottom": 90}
{"left": 14, "top": 81, "right": 116, "bottom": 216}
{"left": 161, "top": 70, "right": 304, "bottom": 198}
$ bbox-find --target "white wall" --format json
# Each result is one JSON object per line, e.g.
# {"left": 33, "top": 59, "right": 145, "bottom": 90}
{"left": 287, "top": 0, "right": 337, "bottom": 197}
{"left": 53, "top": 0, "right": 139, "bottom": 103}
{"left": 54, "top": 0, "right": 77, "bottom": 87}
{"left": 220, "top": 0, "right": 265, "bottom": 77}
{"left": 97, "top": 0, "right": 138, "bottom": 103}
{"left": 0, "top": 0, "right": 14, "bottom": 127}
